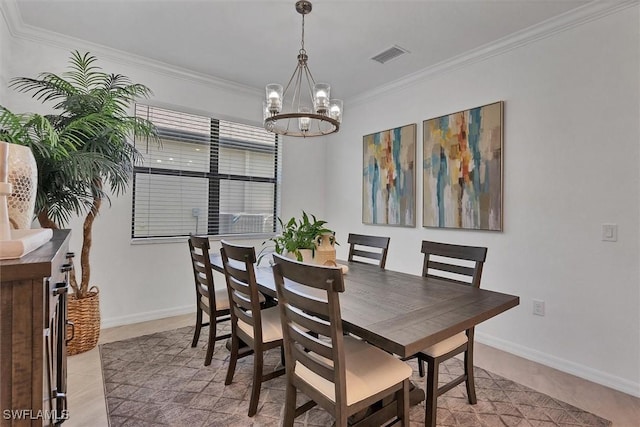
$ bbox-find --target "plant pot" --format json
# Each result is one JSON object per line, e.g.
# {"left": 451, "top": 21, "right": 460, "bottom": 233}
{"left": 67, "top": 287, "right": 101, "bottom": 355}
{"left": 286, "top": 248, "right": 314, "bottom": 263}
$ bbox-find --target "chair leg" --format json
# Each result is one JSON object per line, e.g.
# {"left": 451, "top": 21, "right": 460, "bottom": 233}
{"left": 397, "top": 379, "right": 410, "bottom": 426}
{"left": 225, "top": 334, "right": 239, "bottom": 386}
{"left": 248, "top": 350, "right": 264, "bottom": 417}
{"left": 283, "top": 380, "right": 297, "bottom": 426}
{"left": 336, "top": 409, "right": 348, "bottom": 427}
{"left": 418, "top": 356, "right": 425, "bottom": 377}
{"left": 191, "top": 306, "right": 202, "bottom": 348}
{"left": 425, "top": 359, "right": 439, "bottom": 427}
{"left": 204, "top": 316, "right": 217, "bottom": 366}
{"left": 464, "top": 349, "right": 477, "bottom": 404}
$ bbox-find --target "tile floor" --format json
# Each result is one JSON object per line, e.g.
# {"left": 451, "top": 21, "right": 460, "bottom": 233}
{"left": 66, "top": 314, "right": 640, "bottom": 426}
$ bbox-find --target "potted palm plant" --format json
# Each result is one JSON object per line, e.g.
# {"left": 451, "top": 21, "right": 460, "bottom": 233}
{"left": 0, "top": 51, "right": 155, "bottom": 354}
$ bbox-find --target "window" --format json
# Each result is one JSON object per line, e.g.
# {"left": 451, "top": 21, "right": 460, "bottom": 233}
{"left": 132, "top": 105, "right": 280, "bottom": 239}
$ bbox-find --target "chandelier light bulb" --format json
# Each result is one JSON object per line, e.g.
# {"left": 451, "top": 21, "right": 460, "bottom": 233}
{"left": 298, "top": 106, "right": 311, "bottom": 132}
{"left": 329, "top": 99, "right": 343, "bottom": 123}
{"left": 313, "top": 83, "right": 330, "bottom": 114}
{"left": 266, "top": 84, "right": 283, "bottom": 114}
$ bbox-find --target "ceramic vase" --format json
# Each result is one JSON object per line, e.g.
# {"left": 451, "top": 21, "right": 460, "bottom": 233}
{"left": 6, "top": 143, "right": 37, "bottom": 229}
{"left": 0, "top": 142, "right": 11, "bottom": 240}
{"left": 314, "top": 233, "right": 337, "bottom": 266}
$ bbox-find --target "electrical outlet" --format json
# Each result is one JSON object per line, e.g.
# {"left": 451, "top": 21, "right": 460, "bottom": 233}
{"left": 533, "top": 299, "right": 545, "bottom": 316}
{"left": 602, "top": 223, "right": 617, "bottom": 242}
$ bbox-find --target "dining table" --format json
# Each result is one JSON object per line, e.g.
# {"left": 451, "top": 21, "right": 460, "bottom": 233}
{"left": 209, "top": 253, "right": 520, "bottom": 424}
{"left": 210, "top": 254, "right": 519, "bottom": 357}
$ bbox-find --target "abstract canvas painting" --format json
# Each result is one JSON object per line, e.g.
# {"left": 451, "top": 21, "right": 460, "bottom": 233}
{"left": 423, "top": 101, "right": 503, "bottom": 230}
{"left": 363, "top": 123, "right": 416, "bottom": 227}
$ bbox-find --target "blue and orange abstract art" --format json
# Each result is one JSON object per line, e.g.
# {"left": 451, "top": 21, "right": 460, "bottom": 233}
{"left": 423, "top": 101, "right": 503, "bottom": 231}
{"left": 362, "top": 124, "right": 416, "bottom": 227}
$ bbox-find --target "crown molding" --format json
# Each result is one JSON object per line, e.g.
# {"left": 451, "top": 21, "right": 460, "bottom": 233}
{"left": 2, "top": 0, "right": 636, "bottom": 105}
{"left": 349, "top": 0, "right": 639, "bottom": 106}
{"left": 0, "top": 0, "right": 262, "bottom": 98}
{"left": 0, "top": 0, "right": 20, "bottom": 38}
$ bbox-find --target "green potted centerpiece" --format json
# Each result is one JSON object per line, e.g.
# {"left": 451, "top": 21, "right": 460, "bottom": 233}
{"left": 0, "top": 51, "right": 155, "bottom": 354}
{"left": 266, "top": 211, "right": 337, "bottom": 265}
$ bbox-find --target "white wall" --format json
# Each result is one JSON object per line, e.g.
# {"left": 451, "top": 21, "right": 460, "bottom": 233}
{"left": 0, "top": 5, "right": 11, "bottom": 103}
{"left": 326, "top": 6, "right": 640, "bottom": 396}
{"left": 1, "top": 25, "right": 326, "bottom": 326}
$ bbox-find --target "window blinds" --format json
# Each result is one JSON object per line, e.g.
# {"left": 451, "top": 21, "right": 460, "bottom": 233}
{"left": 132, "top": 104, "right": 280, "bottom": 238}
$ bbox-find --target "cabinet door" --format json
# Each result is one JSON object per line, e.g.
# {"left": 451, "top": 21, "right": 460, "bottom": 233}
{"left": 43, "top": 261, "right": 71, "bottom": 425}
{"left": 43, "top": 285, "right": 55, "bottom": 422}
{"left": 47, "top": 281, "right": 69, "bottom": 425}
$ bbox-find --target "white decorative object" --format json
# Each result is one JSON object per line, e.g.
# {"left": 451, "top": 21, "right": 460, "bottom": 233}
{"left": 0, "top": 141, "right": 51, "bottom": 259}
{"left": 0, "top": 142, "right": 12, "bottom": 240}
{"left": 6, "top": 142, "right": 38, "bottom": 229}
{"left": 0, "top": 228, "right": 53, "bottom": 260}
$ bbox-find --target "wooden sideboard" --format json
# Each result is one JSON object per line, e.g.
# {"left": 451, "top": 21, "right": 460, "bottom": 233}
{"left": 0, "top": 230, "right": 71, "bottom": 426}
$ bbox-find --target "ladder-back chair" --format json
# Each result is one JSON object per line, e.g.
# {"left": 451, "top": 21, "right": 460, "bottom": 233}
{"left": 418, "top": 240, "right": 488, "bottom": 427}
{"left": 188, "top": 236, "right": 231, "bottom": 366}
{"left": 220, "top": 240, "right": 284, "bottom": 417}
{"left": 347, "top": 233, "right": 390, "bottom": 268}
{"left": 272, "top": 253, "right": 411, "bottom": 427}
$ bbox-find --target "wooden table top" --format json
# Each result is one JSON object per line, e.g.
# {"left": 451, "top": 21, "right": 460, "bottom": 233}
{"left": 210, "top": 254, "right": 519, "bottom": 358}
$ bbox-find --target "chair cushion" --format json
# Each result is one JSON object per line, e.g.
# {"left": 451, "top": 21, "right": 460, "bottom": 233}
{"left": 214, "top": 286, "right": 230, "bottom": 311}
{"left": 237, "top": 305, "right": 283, "bottom": 343}
{"left": 421, "top": 332, "right": 468, "bottom": 357}
{"left": 294, "top": 336, "right": 412, "bottom": 406}
{"left": 199, "top": 285, "right": 231, "bottom": 312}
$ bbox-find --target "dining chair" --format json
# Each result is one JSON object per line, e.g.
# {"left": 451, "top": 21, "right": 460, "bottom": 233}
{"left": 272, "top": 253, "right": 412, "bottom": 427}
{"left": 417, "top": 240, "right": 488, "bottom": 427}
{"left": 188, "top": 236, "right": 231, "bottom": 366}
{"left": 220, "top": 240, "right": 285, "bottom": 417}
{"left": 347, "top": 233, "right": 391, "bottom": 268}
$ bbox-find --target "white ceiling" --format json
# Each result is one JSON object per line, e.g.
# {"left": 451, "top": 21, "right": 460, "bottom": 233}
{"left": 14, "top": 0, "right": 592, "bottom": 101}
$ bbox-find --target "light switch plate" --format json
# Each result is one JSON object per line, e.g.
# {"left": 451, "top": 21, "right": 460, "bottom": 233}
{"left": 533, "top": 299, "right": 545, "bottom": 316}
{"left": 602, "top": 224, "right": 617, "bottom": 242}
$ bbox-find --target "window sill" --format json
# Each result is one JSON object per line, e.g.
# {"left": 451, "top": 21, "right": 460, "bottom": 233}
{"left": 130, "top": 233, "right": 276, "bottom": 245}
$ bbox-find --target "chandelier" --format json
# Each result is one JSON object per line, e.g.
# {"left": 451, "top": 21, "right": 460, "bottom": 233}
{"left": 263, "top": 1, "right": 342, "bottom": 137}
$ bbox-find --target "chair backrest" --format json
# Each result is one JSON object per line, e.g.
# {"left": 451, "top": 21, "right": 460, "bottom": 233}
{"left": 420, "top": 240, "right": 487, "bottom": 288}
{"left": 271, "top": 253, "right": 348, "bottom": 406}
{"left": 220, "top": 240, "right": 264, "bottom": 343}
{"left": 188, "top": 235, "right": 218, "bottom": 309}
{"left": 347, "top": 233, "right": 391, "bottom": 268}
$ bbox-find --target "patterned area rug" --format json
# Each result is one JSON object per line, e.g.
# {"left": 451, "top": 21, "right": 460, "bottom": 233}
{"left": 99, "top": 326, "right": 611, "bottom": 426}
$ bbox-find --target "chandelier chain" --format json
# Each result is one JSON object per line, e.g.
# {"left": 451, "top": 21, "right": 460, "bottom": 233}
{"left": 301, "top": 14, "right": 305, "bottom": 53}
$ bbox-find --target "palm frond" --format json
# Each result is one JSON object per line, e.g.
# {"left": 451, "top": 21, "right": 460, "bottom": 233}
{"left": 9, "top": 75, "right": 76, "bottom": 104}
{"left": 64, "top": 51, "right": 104, "bottom": 93}
{"left": 0, "top": 106, "right": 74, "bottom": 159}
{"left": 0, "top": 107, "right": 28, "bottom": 143}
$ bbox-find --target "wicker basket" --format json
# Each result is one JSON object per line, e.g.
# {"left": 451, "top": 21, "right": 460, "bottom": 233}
{"left": 67, "top": 286, "right": 101, "bottom": 356}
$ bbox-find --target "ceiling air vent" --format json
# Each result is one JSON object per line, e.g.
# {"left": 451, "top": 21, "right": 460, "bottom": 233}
{"left": 371, "top": 45, "right": 409, "bottom": 64}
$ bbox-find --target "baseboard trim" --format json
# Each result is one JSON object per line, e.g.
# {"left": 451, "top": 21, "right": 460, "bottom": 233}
{"left": 101, "top": 305, "right": 194, "bottom": 329}
{"left": 475, "top": 332, "right": 640, "bottom": 398}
